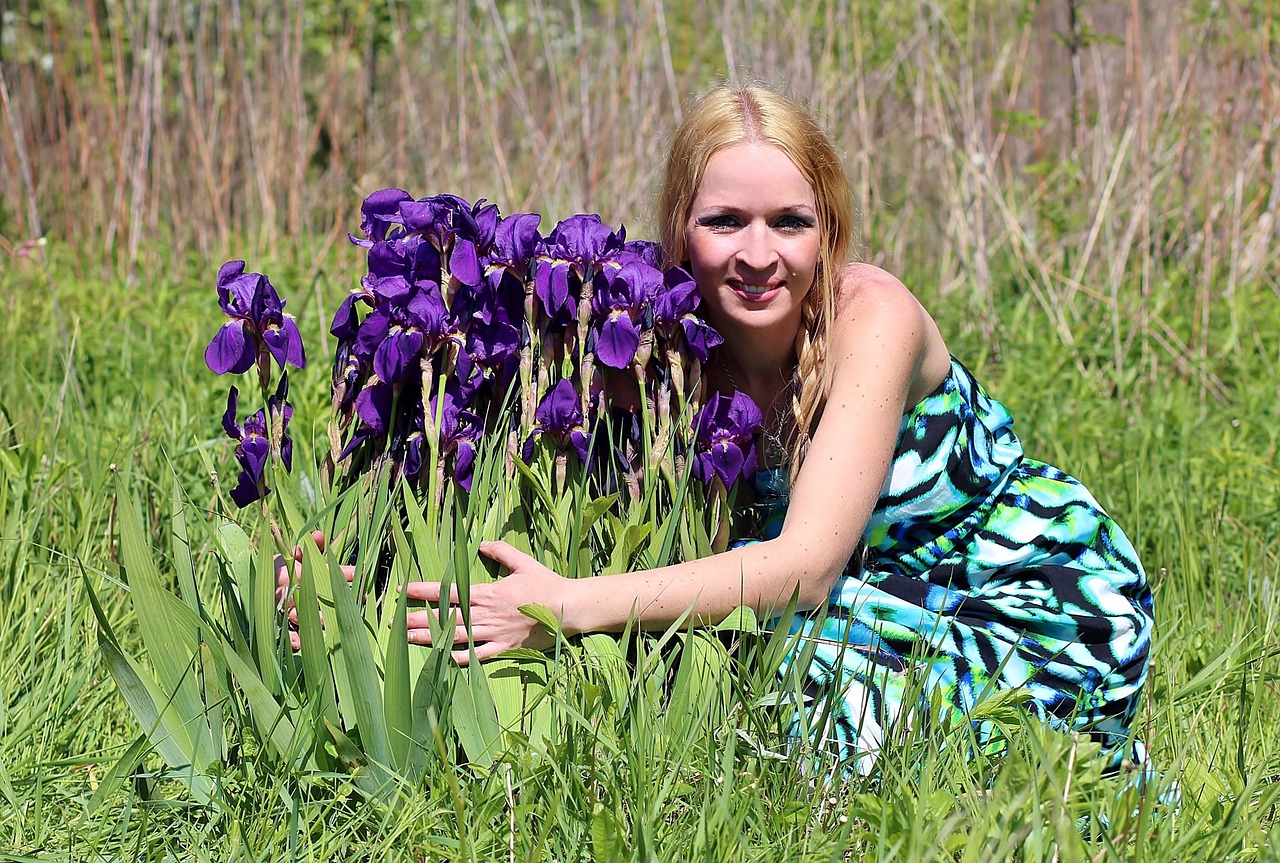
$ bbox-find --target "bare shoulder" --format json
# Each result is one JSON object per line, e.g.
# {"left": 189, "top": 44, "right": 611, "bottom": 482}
{"left": 828, "top": 263, "right": 951, "bottom": 400}
{"left": 834, "top": 263, "right": 921, "bottom": 316}
{"left": 830, "top": 263, "right": 935, "bottom": 341}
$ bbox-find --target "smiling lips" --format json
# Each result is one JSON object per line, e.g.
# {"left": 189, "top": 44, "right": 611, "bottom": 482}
{"left": 730, "top": 279, "right": 783, "bottom": 302}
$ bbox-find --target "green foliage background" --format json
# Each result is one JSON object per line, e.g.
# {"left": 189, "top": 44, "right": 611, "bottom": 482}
{"left": 1, "top": 0, "right": 1278, "bottom": 859}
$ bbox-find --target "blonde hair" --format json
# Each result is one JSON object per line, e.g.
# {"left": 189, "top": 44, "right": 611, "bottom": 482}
{"left": 658, "top": 83, "right": 855, "bottom": 480}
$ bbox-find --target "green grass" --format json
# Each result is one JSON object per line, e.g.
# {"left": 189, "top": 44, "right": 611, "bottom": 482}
{"left": 0, "top": 244, "right": 1276, "bottom": 860}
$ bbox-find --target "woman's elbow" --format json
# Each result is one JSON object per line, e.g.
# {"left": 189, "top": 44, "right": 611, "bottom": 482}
{"left": 772, "top": 535, "right": 849, "bottom": 610}
{"left": 796, "top": 564, "right": 843, "bottom": 609}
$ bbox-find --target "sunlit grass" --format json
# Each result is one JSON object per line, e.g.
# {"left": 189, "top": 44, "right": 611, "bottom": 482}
{"left": 1, "top": 242, "right": 1276, "bottom": 859}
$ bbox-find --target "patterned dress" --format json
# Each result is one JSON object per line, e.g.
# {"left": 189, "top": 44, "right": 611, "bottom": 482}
{"left": 745, "top": 358, "right": 1153, "bottom": 775}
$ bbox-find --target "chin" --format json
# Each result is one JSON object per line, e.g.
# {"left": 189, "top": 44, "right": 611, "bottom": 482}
{"left": 711, "top": 302, "right": 802, "bottom": 336}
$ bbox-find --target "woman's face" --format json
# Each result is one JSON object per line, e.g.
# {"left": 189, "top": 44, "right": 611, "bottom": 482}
{"left": 684, "top": 142, "right": 821, "bottom": 341}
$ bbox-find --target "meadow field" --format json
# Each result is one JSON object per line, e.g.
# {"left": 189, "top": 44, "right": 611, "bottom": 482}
{"left": 1, "top": 0, "right": 1278, "bottom": 859}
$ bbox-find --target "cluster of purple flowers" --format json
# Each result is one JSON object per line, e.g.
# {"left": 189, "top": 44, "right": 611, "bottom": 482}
{"left": 205, "top": 261, "right": 306, "bottom": 507}
{"left": 329, "top": 189, "right": 761, "bottom": 496}
{"left": 199, "top": 190, "right": 765, "bottom": 509}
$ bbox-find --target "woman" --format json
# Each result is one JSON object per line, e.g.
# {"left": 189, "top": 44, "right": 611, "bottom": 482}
{"left": 402, "top": 84, "right": 1154, "bottom": 772}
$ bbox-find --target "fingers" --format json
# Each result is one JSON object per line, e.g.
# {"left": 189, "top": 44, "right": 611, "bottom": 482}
{"left": 292, "top": 530, "right": 327, "bottom": 561}
{"left": 406, "top": 624, "right": 470, "bottom": 647}
{"left": 405, "top": 608, "right": 464, "bottom": 630}
{"left": 274, "top": 553, "right": 291, "bottom": 591}
{"left": 452, "top": 641, "right": 507, "bottom": 666}
{"left": 403, "top": 581, "right": 462, "bottom": 605}
{"left": 478, "top": 540, "right": 535, "bottom": 573}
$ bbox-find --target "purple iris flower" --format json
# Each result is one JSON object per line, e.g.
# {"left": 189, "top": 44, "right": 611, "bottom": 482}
{"left": 331, "top": 340, "right": 364, "bottom": 415}
{"left": 464, "top": 312, "right": 520, "bottom": 391}
{"left": 534, "top": 214, "right": 623, "bottom": 328}
{"left": 448, "top": 199, "right": 500, "bottom": 289}
{"left": 349, "top": 188, "right": 412, "bottom": 247}
{"left": 522, "top": 379, "right": 591, "bottom": 465}
{"left": 622, "top": 240, "right": 664, "bottom": 269}
{"left": 399, "top": 193, "right": 471, "bottom": 239}
{"left": 205, "top": 261, "right": 307, "bottom": 376}
{"left": 691, "top": 390, "right": 763, "bottom": 488}
{"left": 402, "top": 429, "right": 427, "bottom": 481}
{"left": 433, "top": 388, "right": 482, "bottom": 491}
{"left": 591, "top": 259, "right": 662, "bottom": 369}
{"left": 398, "top": 194, "right": 485, "bottom": 282}
{"left": 654, "top": 266, "right": 723, "bottom": 363}
{"left": 492, "top": 213, "right": 542, "bottom": 273}
{"left": 479, "top": 212, "right": 541, "bottom": 313}
{"left": 330, "top": 289, "right": 364, "bottom": 342}
{"left": 381, "top": 387, "right": 481, "bottom": 490}
{"left": 221, "top": 379, "right": 294, "bottom": 508}
{"left": 333, "top": 234, "right": 444, "bottom": 361}
{"left": 355, "top": 279, "right": 454, "bottom": 385}
{"left": 366, "top": 233, "right": 442, "bottom": 290}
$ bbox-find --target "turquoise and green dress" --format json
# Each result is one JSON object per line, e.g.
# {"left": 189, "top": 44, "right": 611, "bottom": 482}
{"left": 743, "top": 358, "right": 1153, "bottom": 774}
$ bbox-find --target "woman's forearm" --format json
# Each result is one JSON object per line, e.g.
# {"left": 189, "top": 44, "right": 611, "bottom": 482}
{"left": 557, "top": 534, "right": 843, "bottom": 635}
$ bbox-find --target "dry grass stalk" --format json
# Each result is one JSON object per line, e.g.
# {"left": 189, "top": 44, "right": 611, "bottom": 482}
{"left": 0, "top": 0, "right": 1273, "bottom": 399}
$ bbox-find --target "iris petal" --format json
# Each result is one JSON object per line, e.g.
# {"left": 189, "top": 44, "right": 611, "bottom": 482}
{"left": 596, "top": 315, "right": 640, "bottom": 369}
{"left": 356, "top": 381, "right": 394, "bottom": 434}
{"left": 454, "top": 442, "right": 476, "bottom": 492}
{"left": 450, "top": 238, "right": 482, "bottom": 287}
{"left": 709, "top": 442, "right": 745, "bottom": 488}
{"left": 264, "top": 317, "right": 307, "bottom": 370}
{"left": 221, "top": 388, "right": 242, "bottom": 439}
{"left": 217, "top": 260, "right": 247, "bottom": 288}
{"left": 229, "top": 473, "right": 265, "bottom": 508}
{"left": 206, "top": 320, "right": 256, "bottom": 375}
{"left": 237, "top": 436, "right": 271, "bottom": 484}
{"left": 374, "top": 328, "right": 423, "bottom": 383}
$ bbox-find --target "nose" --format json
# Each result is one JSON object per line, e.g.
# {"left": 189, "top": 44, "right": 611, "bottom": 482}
{"left": 735, "top": 223, "right": 778, "bottom": 272}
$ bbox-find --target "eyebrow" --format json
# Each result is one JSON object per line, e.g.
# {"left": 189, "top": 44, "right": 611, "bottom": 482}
{"left": 694, "top": 203, "right": 816, "bottom": 214}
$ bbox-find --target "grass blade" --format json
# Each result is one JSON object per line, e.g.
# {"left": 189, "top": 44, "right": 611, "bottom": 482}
{"left": 327, "top": 546, "right": 393, "bottom": 783}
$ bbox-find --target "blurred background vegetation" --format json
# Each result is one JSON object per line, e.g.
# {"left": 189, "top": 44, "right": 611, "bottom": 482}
{"left": 2, "top": 0, "right": 1275, "bottom": 300}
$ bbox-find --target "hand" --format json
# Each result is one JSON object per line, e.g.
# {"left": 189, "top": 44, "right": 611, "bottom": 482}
{"left": 274, "top": 530, "right": 355, "bottom": 650}
{"left": 403, "top": 540, "right": 570, "bottom": 665}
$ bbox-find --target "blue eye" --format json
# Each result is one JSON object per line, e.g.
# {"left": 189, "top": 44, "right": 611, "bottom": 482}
{"left": 776, "top": 214, "right": 816, "bottom": 231}
{"left": 697, "top": 215, "right": 740, "bottom": 230}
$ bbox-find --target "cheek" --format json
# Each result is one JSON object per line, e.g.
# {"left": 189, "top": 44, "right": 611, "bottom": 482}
{"left": 794, "top": 237, "right": 822, "bottom": 276}
{"left": 685, "top": 234, "right": 723, "bottom": 280}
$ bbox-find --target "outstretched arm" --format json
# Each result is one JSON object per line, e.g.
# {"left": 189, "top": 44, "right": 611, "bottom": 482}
{"left": 405, "top": 268, "right": 948, "bottom": 663}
